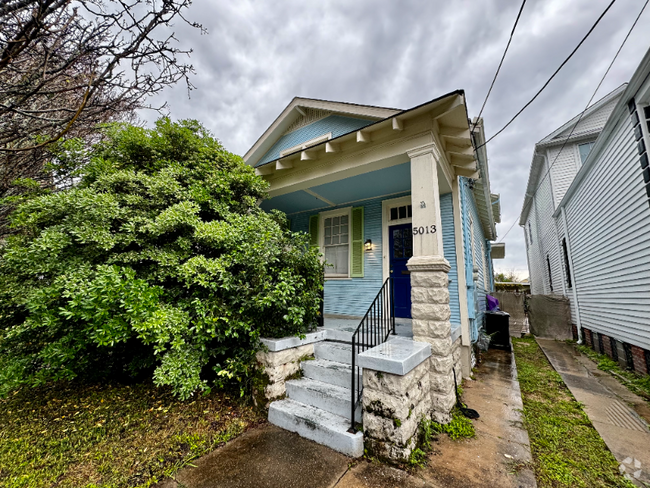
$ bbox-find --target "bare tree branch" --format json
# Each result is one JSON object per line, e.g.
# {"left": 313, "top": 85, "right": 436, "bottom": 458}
{"left": 0, "top": 0, "right": 201, "bottom": 235}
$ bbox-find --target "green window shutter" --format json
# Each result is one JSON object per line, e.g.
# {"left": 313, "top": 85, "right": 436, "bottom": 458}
{"left": 350, "top": 207, "right": 364, "bottom": 278}
{"left": 309, "top": 214, "right": 319, "bottom": 248}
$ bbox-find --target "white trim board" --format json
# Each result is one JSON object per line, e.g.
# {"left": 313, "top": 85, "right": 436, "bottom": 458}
{"left": 382, "top": 196, "right": 413, "bottom": 282}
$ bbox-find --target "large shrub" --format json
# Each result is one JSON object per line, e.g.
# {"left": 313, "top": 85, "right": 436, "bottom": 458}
{"left": 0, "top": 119, "right": 323, "bottom": 399}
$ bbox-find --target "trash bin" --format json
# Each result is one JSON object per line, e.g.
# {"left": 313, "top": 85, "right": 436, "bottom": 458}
{"left": 484, "top": 311, "right": 511, "bottom": 351}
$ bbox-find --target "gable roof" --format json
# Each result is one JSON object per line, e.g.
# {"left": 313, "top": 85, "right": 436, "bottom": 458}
{"left": 243, "top": 98, "right": 400, "bottom": 168}
{"left": 519, "top": 85, "right": 625, "bottom": 225}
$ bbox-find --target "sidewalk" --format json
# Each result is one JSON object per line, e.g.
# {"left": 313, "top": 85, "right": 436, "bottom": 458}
{"left": 537, "top": 339, "right": 650, "bottom": 485}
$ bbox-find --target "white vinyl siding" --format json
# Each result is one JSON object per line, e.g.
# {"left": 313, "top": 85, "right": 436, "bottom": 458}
{"left": 564, "top": 113, "right": 650, "bottom": 349}
{"left": 548, "top": 146, "right": 579, "bottom": 207}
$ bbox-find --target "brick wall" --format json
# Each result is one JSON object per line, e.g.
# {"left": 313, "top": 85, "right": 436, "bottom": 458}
{"left": 631, "top": 345, "right": 649, "bottom": 375}
{"left": 572, "top": 324, "right": 578, "bottom": 342}
{"left": 602, "top": 334, "right": 613, "bottom": 358}
{"left": 584, "top": 328, "right": 593, "bottom": 348}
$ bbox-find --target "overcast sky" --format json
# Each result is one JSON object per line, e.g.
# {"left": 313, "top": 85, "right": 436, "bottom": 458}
{"left": 144, "top": 0, "right": 650, "bottom": 279}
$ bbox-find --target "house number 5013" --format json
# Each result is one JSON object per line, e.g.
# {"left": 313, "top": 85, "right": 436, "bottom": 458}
{"left": 412, "top": 225, "right": 437, "bottom": 235}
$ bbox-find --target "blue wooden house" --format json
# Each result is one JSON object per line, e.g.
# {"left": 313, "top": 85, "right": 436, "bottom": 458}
{"left": 245, "top": 91, "right": 503, "bottom": 377}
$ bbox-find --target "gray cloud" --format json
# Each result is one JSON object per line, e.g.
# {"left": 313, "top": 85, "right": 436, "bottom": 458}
{"left": 143, "top": 0, "right": 650, "bottom": 278}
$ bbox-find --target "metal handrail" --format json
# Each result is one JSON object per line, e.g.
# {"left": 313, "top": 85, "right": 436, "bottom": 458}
{"left": 349, "top": 277, "right": 395, "bottom": 432}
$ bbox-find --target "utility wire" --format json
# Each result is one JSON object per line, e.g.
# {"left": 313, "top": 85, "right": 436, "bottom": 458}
{"left": 497, "top": 0, "right": 649, "bottom": 243}
{"left": 476, "top": 0, "right": 618, "bottom": 151}
{"left": 471, "top": 0, "right": 527, "bottom": 134}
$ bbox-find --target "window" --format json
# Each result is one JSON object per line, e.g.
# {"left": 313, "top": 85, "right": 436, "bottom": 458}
{"left": 323, "top": 213, "right": 349, "bottom": 277}
{"left": 578, "top": 141, "right": 595, "bottom": 164}
{"left": 645, "top": 106, "right": 650, "bottom": 133}
{"left": 562, "top": 238, "right": 572, "bottom": 288}
{"left": 546, "top": 255, "right": 553, "bottom": 293}
{"left": 389, "top": 204, "right": 412, "bottom": 221}
{"left": 528, "top": 221, "right": 534, "bottom": 245}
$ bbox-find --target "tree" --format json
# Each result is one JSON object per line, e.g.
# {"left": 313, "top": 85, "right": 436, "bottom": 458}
{"left": 0, "top": 119, "right": 324, "bottom": 399}
{"left": 0, "top": 0, "right": 200, "bottom": 233}
{"left": 494, "top": 270, "right": 521, "bottom": 283}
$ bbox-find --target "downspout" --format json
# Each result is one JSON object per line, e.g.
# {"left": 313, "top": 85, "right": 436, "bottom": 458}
{"left": 561, "top": 206, "right": 582, "bottom": 343}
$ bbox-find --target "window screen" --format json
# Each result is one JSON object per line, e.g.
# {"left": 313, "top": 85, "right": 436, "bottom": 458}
{"left": 578, "top": 141, "right": 595, "bottom": 163}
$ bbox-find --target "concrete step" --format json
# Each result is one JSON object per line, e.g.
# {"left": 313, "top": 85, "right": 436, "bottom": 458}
{"left": 286, "top": 378, "right": 361, "bottom": 422}
{"left": 302, "top": 358, "right": 360, "bottom": 390}
{"left": 314, "top": 341, "right": 354, "bottom": 364}
{"left": 268, "top": 399, "right": 364, "bottom": 457}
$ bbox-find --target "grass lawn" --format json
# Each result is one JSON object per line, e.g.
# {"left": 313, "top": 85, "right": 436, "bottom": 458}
{"left": 512, "top": 337, "right": 634, "bottom": 488}
{"left": 0, "top": 381, "right": 263, "bottom": 488}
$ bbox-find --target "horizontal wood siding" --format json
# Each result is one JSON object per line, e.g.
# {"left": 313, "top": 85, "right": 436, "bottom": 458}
{"left": 290, "top": 192, "right": 461, "bottom": 320}
{"left": 548, "top": 145, "right": 579, "bottom": 208}
{"left": 565, "top": 113, "right": 650, "bottom": 349}
{"left": 537, "top": 168, "right": 564, "bottom": 296}
{"left": 440, "top": 193, "right": 461, "bottom": 327}
{"left": 525, "top": 206, "right": 545, "bottom": 295}
{"left": 258, "top": 115, "right": 373, "bottom": 166}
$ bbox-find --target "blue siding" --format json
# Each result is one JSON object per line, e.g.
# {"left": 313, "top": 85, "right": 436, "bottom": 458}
{"left": 291, "top": 192, "right": 462, "bottom": 321}
{"left": 257, "top": 115, "right": 373, "bottom": 166}
{"left": 291, "top": 195, "right": 391, "bottom": 316}
{"left": 460, "top": 177, "right": 491, "bottom": 342}
{"left": 440, "top": 193, "right": 461, "bottom": 328}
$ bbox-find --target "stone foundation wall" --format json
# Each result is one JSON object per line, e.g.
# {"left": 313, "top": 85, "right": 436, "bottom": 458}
{"left": 255, "top": 344, "right": 314, "bottom": 404}
{"left": 363, "top": 359, "right": 431, "bottom": 462}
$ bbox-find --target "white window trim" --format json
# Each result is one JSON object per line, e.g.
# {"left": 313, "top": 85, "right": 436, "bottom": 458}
{"left": 279, "top": 132, "right": 332, "bottom": 157}
{"left": 320, "top": 206, "right": 352, "bottom": 279}
{"left": 382, "top": 196, "right": 412, "bottom": 282}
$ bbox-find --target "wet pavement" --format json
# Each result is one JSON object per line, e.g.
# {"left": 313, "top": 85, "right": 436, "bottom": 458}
{"left": 537, "top": 339, "right": 650, "bottom": 486}
{"left": 156, "top": 346, "right": 535, "bottom": 488}
{"left": 418, "top": 348, "right": 537, "bottom": 488}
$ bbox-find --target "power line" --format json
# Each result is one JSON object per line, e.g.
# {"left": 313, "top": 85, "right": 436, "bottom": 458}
{"left": 476, "top": 0, "right": 618, "bottom": 151}
{"left": 497, "top": 0, "right": 649, "bottom": 243}
{"left": 471, "top": 0, "right": 527, "bottom": 133}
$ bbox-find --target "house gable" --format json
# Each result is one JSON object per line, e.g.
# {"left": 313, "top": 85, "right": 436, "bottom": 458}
{"left": 257, "top": 114, "right": 375, "bottom": 167}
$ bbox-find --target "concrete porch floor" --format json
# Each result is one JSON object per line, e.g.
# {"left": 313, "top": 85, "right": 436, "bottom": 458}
{"left": 323, "top": 316, "right": 413, "bottom": 342}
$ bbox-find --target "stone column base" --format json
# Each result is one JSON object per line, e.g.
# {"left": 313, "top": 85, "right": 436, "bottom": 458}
{"left": 408, "top": 254, "right": 456, "bottom": 424}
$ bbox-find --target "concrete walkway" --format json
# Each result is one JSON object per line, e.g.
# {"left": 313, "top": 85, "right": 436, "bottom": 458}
{"left": 537, "top": 339, "right": 650, "bottom": 485}
{"left": 418, "top": 348, "right": 537, "bottom": 488}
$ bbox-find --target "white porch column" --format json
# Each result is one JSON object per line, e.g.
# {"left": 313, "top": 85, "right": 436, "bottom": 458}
{"left": 406, "top": 143, "right": 456, "bottom": 424}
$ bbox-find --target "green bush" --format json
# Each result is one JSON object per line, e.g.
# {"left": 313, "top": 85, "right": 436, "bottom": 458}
{"left": 0, "top": 119, "right": 323, "bottom": 399}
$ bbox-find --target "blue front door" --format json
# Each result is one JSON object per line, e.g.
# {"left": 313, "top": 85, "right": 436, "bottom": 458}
{"left": 390, "top": 223, "right": 413, "bottom": 318}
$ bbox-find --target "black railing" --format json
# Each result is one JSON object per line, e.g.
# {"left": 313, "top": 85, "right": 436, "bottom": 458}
{"left": 349, "top": 277, "right": 395, "bottom": 432}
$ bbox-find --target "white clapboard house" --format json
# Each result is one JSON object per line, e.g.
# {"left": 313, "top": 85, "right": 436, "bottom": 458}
{"left": 520, "top": 48, "right": 650, "bottom": 376}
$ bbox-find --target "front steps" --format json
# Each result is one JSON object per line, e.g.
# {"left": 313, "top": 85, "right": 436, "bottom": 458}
{"left": 268, "top": 337, "right": 364, "bottom": 457}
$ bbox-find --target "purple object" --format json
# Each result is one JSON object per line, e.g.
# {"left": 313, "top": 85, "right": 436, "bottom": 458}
{"left": 487, "top": 294, "right": 500, "bottom": 312}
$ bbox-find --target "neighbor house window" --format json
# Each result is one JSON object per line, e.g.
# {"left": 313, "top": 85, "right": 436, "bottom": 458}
{"left": 562, "top": 238, "right": 572, "bottom": 288}
{"left": 546, "top": 254, "right": 553, "bottom": 293}
{"left": 323, "top": 213, "right": 349, "bottom": 277}
{"left": 578, "top": 141, "right": 595, "bottom": 164}
{"left": 528, "top": 221, "right": 534, "bottom": 245}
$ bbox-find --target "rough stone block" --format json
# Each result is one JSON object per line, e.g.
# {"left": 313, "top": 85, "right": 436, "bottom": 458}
{"left": 411, "top": 302, "right": 451, "bottom": 321}
{"left": 429, "top": 355, "right": 453, "bottom": 374}
{"left": 410, "top": 272, "right": 448, "bottom": 289}
{"left": 363, "top": 383, "right": 427, "bottom": 420}
{"left": 412, "top": 319, "right": 451, "bottom": 339}
{"left": 363, "top": 400, "right": 429, "bottom": 447}
{"left": 264, "top": 380, "right": 287, "bottom": 399}
{"left": 362, "top": 361, "right": 429, "bottom": 396}
{"left": 364, "top": 436, "right": 417, "bottom": 463}
{"left": 264, "top": 361, "right": 300, "bottom": 384}
{"left": 256, "top": 344, "right": 313, "bottom": 368}
{"left": 427, "top": 336, "right": 452, "bottom": 357}
{"left": 429, "top": 372, "right": 455, "bottom": 394}
{"left": 411, "top": 287, "right": 450, "bottom": 305}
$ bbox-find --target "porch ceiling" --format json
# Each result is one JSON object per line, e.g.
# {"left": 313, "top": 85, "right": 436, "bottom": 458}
{"left": 261, "top": 162, "right": 411, "bottom": 214}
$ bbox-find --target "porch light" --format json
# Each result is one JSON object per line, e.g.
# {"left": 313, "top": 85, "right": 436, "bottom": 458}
{"left": 364, "top": 239, "right": 372, "bottom": 251}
